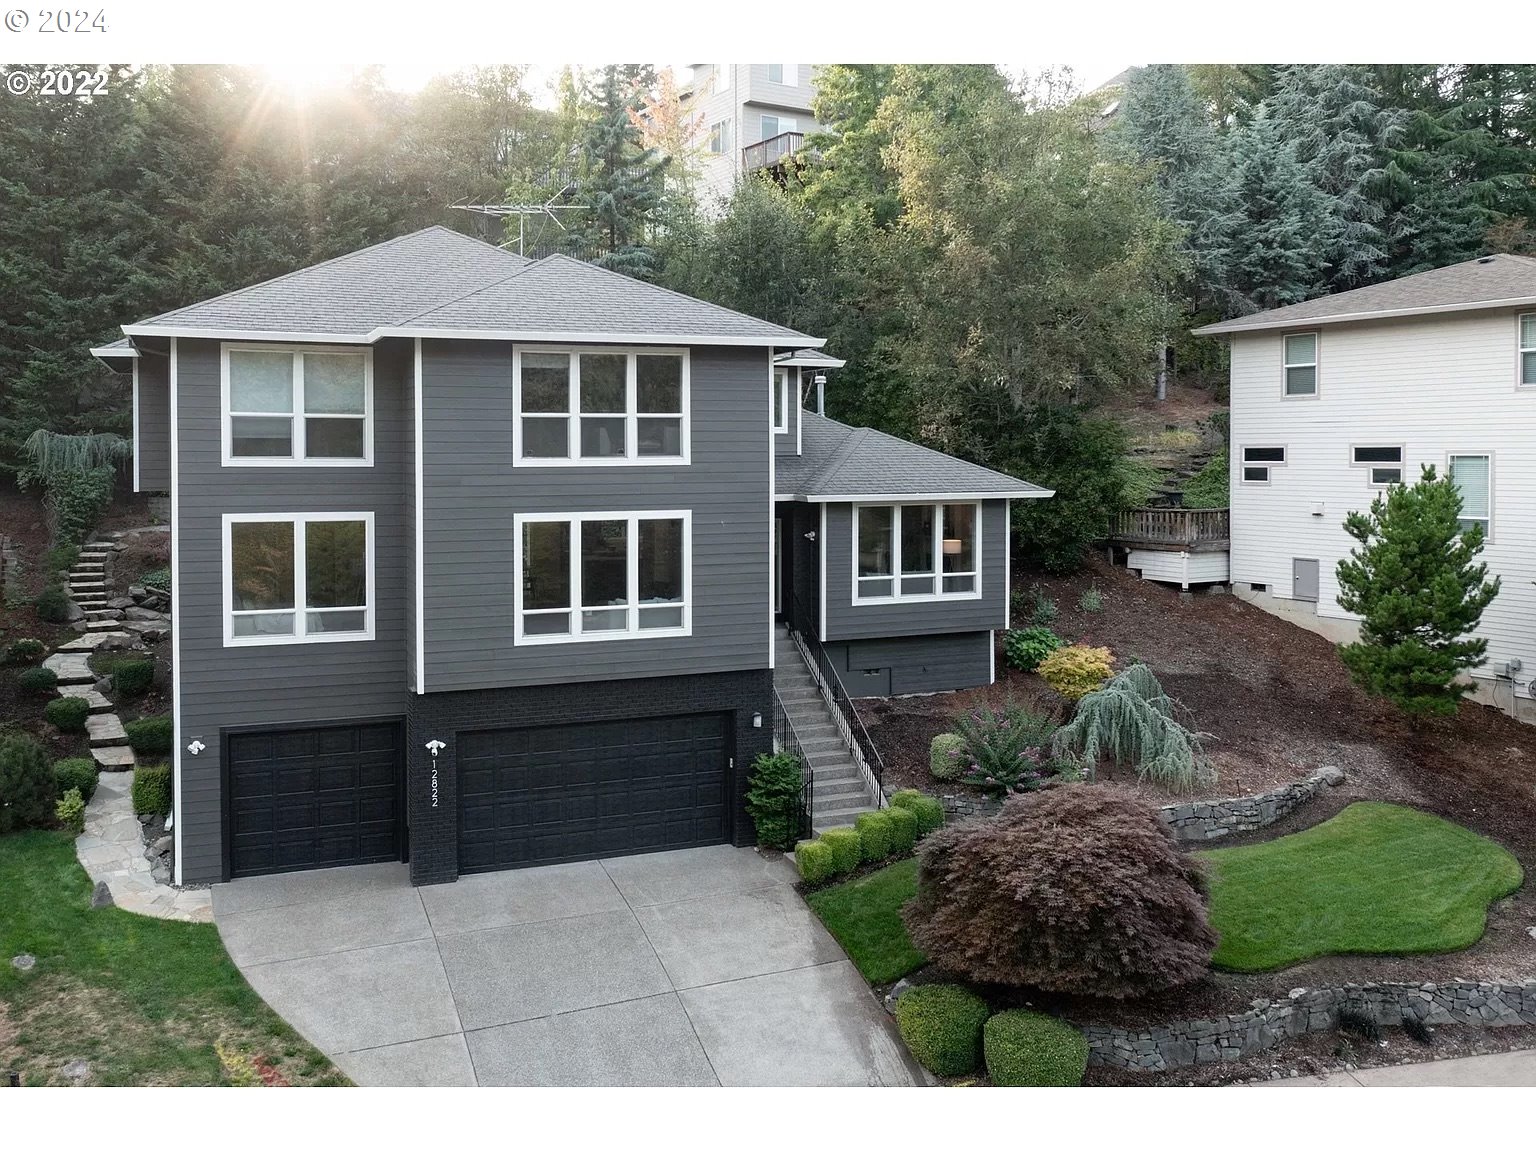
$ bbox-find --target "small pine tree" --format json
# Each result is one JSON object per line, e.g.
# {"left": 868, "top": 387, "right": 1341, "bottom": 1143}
{"left": 1335, "top": 465, "right": 1501, "bottom": 716}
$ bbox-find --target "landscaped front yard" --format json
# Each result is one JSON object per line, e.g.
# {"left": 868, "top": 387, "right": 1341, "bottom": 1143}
{"left": 0, "top": 830, "right": 345, "bottom": 1086}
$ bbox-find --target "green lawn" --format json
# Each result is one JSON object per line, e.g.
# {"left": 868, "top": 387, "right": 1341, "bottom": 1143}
{"left": 805, "top": 856, "right": 926, "bottom": 983}
{"left": 1201, "top": 802, "right": 1524, "bottom": 972}
{"left": 0, "top": 830, "right": 347, "bottom": 1086}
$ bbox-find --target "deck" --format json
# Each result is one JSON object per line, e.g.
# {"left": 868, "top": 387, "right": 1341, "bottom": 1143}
{"left": 1108, "top": 507, "right": 1230, "bottom": 553}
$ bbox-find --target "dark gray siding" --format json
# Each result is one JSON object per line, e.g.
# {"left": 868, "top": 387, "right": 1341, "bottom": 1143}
{"left": 824, "top": 631, "right": 992, "bottom": 696}
{"left": 136, "top": 343, "right": 171, "bottom": 492}
{"left": 821, "top": 499, "right": 1009, "bottom": 642}
{"left": 420, "top": 340, "right": 772, "bottom": 691}
{"left": 175, "top": 337, "right": 411, "bottom": 883}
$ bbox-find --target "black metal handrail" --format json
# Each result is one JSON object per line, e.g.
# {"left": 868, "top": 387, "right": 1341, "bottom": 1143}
{"left": 771, "top": 684, "right": 814, "bottom": 842}
{"left": 788, "top": 591, "right": 886, "bottom": 804}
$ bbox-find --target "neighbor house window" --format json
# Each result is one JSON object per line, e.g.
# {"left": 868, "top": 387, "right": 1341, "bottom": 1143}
{"left": 223, "top": 513, "right": 373, "bottom": 646}
{"left": 1282, "top": 333, "right": 1318, "bottom": 396}
{"left": 761, "top": 114, "right": 797, "bottom": 139}
{"left": 715, "top": 64, "right": 730, "bottom": 91}
{"left": 223, "top": 345, "right": 372, "bottom": 465}
{"left": 708, "top": 119, "right": 732, "bottom": 155}
{"left": 1521, "top": 314, "right": 1536, "bottom": 386}
{"left": 768, "top": 63, "right": 798, "bottom": 85}
{"left": 515, "top": 511, "right": 690, "bottom": 643}
{"left": 1449, "top": 454, "right": 1492, "bottom": 539}
{"left": 1351, "top": 445, "right": 1403, "bottom": 487}
{"left": 773, "top": 367, "right": 791, "bottom": 433}
{"left": 1241, "top": 446, "right": 1286, "bottom": 484}
{"left": 514, "top": 348, "right": 688, "bottom": 465}
{"left": 854, "top": 503, "right": 979, "bottom": 602}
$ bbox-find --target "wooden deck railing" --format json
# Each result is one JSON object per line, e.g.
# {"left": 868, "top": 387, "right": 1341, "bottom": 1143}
{"left": 742, "top": 131, "right": 806, "bottom": 172}
{"left": 1109, "top": 507, "right": 1230, "bottom": 547}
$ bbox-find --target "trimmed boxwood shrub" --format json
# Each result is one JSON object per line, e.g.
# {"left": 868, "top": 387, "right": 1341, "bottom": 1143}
{"left": 110, "top": 657, "right": 155, "bottom": 699}
{"left": 929, "top": 732, "right": 965, "bottom": 781}
{"left": 885, "top": 805, "right": 919, "bottom": 856}
{"left": 893, "top": 984, "right": 991, "bottom": 1077}
{"left": 53, "top": 758, "right": 99, "bottom": 804}
{"left": 889, "top": 789, "right": 944, "bottom": 837}
{"left": 795, "top": 838, "right": 836, "bottom": 885}
{"left": 132, "top": 763, "right": 172, "bottom": 817}
{"left": 16, "top": 666, "right": 59, "bottom": 694}
{"left": 854, "top": 809, "right": 896, "bottom": 863}
{"left": 44, "top": 696, "right": 91, "bottom": 733}
{"left": 820, "top": 827, "right": 862, "bottom": 877}
{"left": 56, "top": 787, "right": 87, "bottom": 835}
{"left": 3, "top": 638, "right": 47, "bottom": 665}
{"left": 125, "top": 715, "right": 173, "bottom": 755}
{"left": 0, "top": 735, "right": 58, "bottom": 832}
{"left": 984, "top": 1010, "right": 1089, "bottom": 1086}
{"left": 34, "top": 584, "right": 72, "bottom": 624}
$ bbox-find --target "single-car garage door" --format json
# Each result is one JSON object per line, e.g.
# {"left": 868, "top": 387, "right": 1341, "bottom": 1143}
{"left": 458, "top": 713, "right": 731, "bottom": 873}
{"left": 226, "top": 722, "right": 403, "bottom": 878}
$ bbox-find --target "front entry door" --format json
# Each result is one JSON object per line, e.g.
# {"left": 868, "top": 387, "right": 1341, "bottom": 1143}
{"left": 1292, "top": 558, "right": 1319, "bottom": 603}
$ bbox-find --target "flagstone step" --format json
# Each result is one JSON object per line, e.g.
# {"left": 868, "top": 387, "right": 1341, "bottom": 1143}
{"left": 57, "top": 630, "right": 130, "bottom": 652}
{"left": 86, "top": 713, "right": 128, "bottom": 747}
{"left": 56, "top": 684, "right": 113, "bottom": 714}
{"left": 85, "top": 619, "right": 125, "bottom": 632}
{"left": 42, "top": 653, "right": 95, "bottom": 684}
{"left": 91, "top": 745, "right": 136, "bottom": 770}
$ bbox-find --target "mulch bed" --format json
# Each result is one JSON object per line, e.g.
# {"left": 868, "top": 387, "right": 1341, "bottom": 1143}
{"left": 852, "top": 555, "right": 1536, "bottom": 1041}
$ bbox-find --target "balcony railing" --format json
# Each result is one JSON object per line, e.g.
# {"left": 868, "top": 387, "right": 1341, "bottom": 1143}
{"left": 742, "top": 131, "right": 806, "bottom": 172}
{"left": 1109, "top": 507, "right": 1230, "bottom": 550}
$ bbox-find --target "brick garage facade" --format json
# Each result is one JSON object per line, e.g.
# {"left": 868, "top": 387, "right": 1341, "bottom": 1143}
{"left": 404, "top": 669, "right": 774, "bottom": 885}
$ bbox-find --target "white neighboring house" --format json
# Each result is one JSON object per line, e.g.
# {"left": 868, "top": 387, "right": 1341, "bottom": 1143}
{"left": 1194, "top": 253, "right": 1536, "bottom": 722}
{"left": 686, "top": 64, "right": 820, "bottom": 202}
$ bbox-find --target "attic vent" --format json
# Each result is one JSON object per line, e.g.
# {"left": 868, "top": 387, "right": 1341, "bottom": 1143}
{"left": 1478, "top": 256, "right": 1497, "bottom": 264}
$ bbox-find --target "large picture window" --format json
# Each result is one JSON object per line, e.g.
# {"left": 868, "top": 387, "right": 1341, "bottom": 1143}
{"left": 515, "top": 511, "right": 690, "bottom": 643}
{"left": 222, "top": 345, "right": 372, "bottom": 465}
{"left": 854, "top": 503, "right": 980, "bottom": 603}
{"left": 514, "top": 347, "right": 688, "bottom": 465}
{"left": 223, "top": 513, "right": 373, "bottom": 645}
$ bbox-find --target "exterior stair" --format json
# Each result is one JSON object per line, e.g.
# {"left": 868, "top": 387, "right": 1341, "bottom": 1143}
{"left": 773, "top": 623, "right": 881, "bottom": 835}
{"left": 57, "top": 538, "right": 138, "bottom": 773}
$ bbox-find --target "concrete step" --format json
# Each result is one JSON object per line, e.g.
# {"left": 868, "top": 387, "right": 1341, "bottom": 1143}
{"left": 805, "top": 747, "right": 857, "bottom": 769}
{"left": 55, "top": 684, "right": 113, "bottom": 713}
{"left": 777, "top": 685, "right": 821, "bottom": 700}
{"left": 811, "top": 761, "right": 861, "bottom": 781}
{"left": 86, "top": 713, "right": 128, "bottom": 747}
{"left": 91, "top": 745, "right": 136, "bottom": 770}
{"left": 814, "top": 778, "right": 869, "bottom": 799}
{"left": 813, "top": 799, "right": 878, "bottom": 821}
{"left": 799, "top": 735, "right": 847, "bottom": 753}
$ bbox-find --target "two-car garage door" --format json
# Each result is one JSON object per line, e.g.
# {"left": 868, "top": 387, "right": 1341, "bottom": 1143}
{"left": 458, "top": 713, "right": 731, "bottom": 873}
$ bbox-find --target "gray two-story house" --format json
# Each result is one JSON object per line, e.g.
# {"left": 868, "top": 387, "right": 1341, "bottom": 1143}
{"left": 92, "top": 227, "right": 1047, "bottom": 887}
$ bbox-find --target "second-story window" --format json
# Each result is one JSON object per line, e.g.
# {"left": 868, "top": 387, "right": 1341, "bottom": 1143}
{"left": 708, "top": 119, "right": 732, "bottom": 155}
{"left": 223, "top": 345, "right": 372, "bottom": 465}
{"left": 761, "top": 114, "right": 797, "bottom": 139}
{"left": 774, "top": 367, "right": 790, "bottom": 433}
{"left": 1520, "top": 314, "right": 1536, "bottom": 386}
{"left": 515, "top": 347, "right": 689, "bottom": 465}
{"left": 1449, "top": 454, "right": 1492, "bottom": 539}
{"left": 1282, "top": 333, "right": 1318, "bottom": 397}
{"left": 223, "top": 512, "right": 374, "bottom": 646}
{"left": 767, "top": 63, "right": 798, "bottom": 85}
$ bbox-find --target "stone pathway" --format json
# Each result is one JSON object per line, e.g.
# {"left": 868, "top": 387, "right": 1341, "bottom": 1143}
{"left": 47, "top": 540, "right": 138, "bottom": 773}
{"left": 74, "top": 771, "right": 210, "bottom": 922}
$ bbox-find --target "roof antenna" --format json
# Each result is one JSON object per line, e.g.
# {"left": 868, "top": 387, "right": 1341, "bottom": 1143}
{"left": 452, "top": 184, "right": 587, "bottom": 256}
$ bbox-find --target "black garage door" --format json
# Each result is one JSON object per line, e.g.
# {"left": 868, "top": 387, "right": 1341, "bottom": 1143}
{"left": 226, "top": 722, "right": 403, "bottom": 878}
{"left": 457, "top": 713, "right": 731, "bottom": 873}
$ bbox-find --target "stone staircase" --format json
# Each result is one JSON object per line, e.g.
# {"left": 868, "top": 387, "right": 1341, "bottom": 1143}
{"left": 773, "top": 624, "right": 880, "bottom": 834}
{"left": 42, "top": 540, "right": 137, "bottom": 772}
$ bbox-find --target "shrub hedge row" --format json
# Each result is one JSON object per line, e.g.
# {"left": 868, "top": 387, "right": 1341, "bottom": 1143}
{"left": 793, "top": 789, "right": 945, "bottom": 885}
{"left": 131, "top": 763, "right": 172, "bottom": 816}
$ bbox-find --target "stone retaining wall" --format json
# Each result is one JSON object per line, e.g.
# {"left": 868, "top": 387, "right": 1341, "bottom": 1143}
{"left": 935, "top": 765, "right": 1344, "bottom": 839}
{"left": 1085, "top": 981, "right": 1536, "bottom": 1071}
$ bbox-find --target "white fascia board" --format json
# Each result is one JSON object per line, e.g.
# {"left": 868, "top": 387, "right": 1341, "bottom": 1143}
{"left": 775, "top": 352, "right": 846, "bottom": 367}
{"left": 121, "top": 324, "right": 827, "bottom": 349}
{"left": 90, "top": 345, "right": 139, "bottom": 360}
{"left": 1192, "top": 295, "right": 1536, "bottom": 336}
{"left": 799, "top": 489, "right": 1054, "bottom": 503}
{"left": 122, "top": 324, "right": 372, "bottom": 343}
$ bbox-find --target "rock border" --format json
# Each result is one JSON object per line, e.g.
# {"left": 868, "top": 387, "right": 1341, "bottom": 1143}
{"left": 1085, "top": 981, "right": 1536, "bottom": 1071}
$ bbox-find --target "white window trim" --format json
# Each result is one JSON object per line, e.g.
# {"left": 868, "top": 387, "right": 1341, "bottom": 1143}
{"left": 1447, "top": 452, "right": 1494, "bottom": 543}
{"left": 773, "top": 366, "right": 791, "bottom": 435}
{"left": 1350, "top": 444, "right": 1405, "bottom": 488}
{"left": 1240, "top": 445, "right": 1286, "bottom": 486}
{"left": 852, "top": 502, "right": 982, "bottom": 605}
{"left": 513, "top": 510, "right": 693, "bottom": 645}
{"left": 220, "top": 343, "right": 374, "bottom": 467}
{"left": 513, "top": 345, "right": 690, "bottom": 467}
{"left": 709, "top": 119, "right": 731, "bottom": 155}
{"left": 221, "top": 511, "right": 376, "bottom": 647}
{"left": 1519, "top": 312, "right": 1536, "bottom": 389}
{"left": 1281, "top": 331, "right": 1320, "bottom": 399}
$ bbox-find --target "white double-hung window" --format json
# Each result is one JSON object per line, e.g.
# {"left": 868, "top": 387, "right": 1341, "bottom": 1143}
{"left": 1520, "top": 314, "right": 1536, "bottom": 386}
{"left": 1449, "top": 454, "right": 1492, "bottom": 539}
{"left": 515, "top": 347, "right": 688, "bottom": 464}
{"left": 855, "top": 503, "right": 979, "bottom": 603}
{"left": 223, "top": 512, "right": 374, "bottom": 645}
{"left": 222, "top": 345, "right": 372, "bottom": 464}
{"left": 515, "top": 511, "right": 691, "bottom": 643}
{"left": 1282, "top": 333, "right": 1318, "bottom": 397}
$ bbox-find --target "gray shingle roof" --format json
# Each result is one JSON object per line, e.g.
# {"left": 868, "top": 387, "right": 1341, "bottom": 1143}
{"left": 127, "top": 226, "right": 531, "bottom": 337}
{"left": 776, "top": 412, "right": 1052, "bottom": 501}
{"left": 398, "top": 254, "right": 818, "bottom": 345}
{"left": 1194, "top": 253, "right": 1536, "bottom": 335}
{"left": 121, "top": 227, "right": 821, "bottom": 347}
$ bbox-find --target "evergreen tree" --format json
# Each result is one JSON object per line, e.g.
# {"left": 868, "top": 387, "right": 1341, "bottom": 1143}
{"left": 1335, "top": 465, "right": 1501, "bottom": 717}
{"left": 1226, "top": 114, "right": 1333, "bottom": 310}
{"left": 566, "top": 67, "right": 669, "bottom": 278}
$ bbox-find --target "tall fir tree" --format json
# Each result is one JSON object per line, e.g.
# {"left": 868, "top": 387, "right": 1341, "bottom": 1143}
{"left": 1226, "top": 114, "right": 1333, "bottom": 310}
{"left": 1335, "top": 465, "right": 1501, "bottom": 717}
{"left": 566, "top": 67, "right": 669, "bottom": 278}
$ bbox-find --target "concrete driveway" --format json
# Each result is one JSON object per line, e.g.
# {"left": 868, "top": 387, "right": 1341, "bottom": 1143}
{"left": 211, "top": 846, "right": 924, "bottom": 1087}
